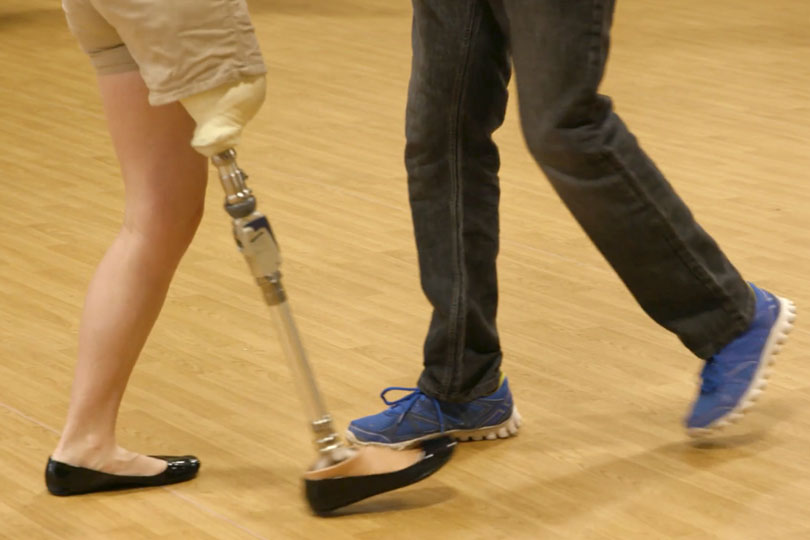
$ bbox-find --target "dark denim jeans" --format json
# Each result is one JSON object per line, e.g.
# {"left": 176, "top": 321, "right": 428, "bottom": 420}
{"left": 406, "top": 0, "right": 754, "bottom": 402}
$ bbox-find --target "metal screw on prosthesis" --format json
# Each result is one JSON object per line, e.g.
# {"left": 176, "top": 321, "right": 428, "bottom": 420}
{"left": 213, "top": 148, "right": 256, "bottom": 218}
{"left": 312, "top": 416, "right": 342, "bottom": 455}
{"left": 258, "top": 273, "right": 287, "bottom": 306}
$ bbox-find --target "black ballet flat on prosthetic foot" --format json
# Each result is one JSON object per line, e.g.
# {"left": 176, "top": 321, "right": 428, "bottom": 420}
{"left": 45, "top": 455, "right": 200, "bottom": 496}
{"left": 304, "top": 437, "right": 456, "bottom": 515}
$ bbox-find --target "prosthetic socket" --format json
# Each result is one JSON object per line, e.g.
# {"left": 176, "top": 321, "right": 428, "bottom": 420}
{"left": 181, "top": 76, "right": 282, "bottom": 300}
{"left": 181, "top": 77, "right": 342, "bottom": 459}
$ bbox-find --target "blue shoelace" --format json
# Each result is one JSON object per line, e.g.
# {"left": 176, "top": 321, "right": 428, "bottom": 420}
{"left": 700, "top": 358, "right": 720, "bottom": 394}
{"left": 380, "top": 386, "right": 446, "bottom": 433}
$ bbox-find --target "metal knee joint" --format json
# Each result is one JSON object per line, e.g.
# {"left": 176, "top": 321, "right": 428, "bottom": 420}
{"left": 212, "top": 148, "right": 285, "bottom": 305}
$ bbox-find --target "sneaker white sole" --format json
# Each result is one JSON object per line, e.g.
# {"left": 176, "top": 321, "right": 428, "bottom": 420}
{"left": 688, "top": 296, "right": 796, "bottom": 438}
{"left": 346, "top": 406, "right": 522, "bottom": 451}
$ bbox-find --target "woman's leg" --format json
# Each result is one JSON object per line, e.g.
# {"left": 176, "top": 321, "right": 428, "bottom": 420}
{"left": 51, "top": 70, "right": 207, "bottom": 476}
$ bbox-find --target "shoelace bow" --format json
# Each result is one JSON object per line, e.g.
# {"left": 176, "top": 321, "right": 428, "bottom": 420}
{"left": 380, "top": 386, "right": 445, "bottom": 433}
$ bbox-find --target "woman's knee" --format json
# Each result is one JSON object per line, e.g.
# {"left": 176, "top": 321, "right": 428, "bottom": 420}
{"left": 123, "top": 181, "right": 206, "bottom": 251}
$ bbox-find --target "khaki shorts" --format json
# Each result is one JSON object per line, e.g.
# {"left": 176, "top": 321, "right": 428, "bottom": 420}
{"left": 62, "top": 0, "right": 266, "bottom": 106}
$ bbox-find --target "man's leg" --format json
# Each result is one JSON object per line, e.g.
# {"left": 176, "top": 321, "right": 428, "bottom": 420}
{"left": 499, "top": 0, "right": 794, "bottom": 432}
{"left": 407, "top": 0, "right": 509, "bottom": 403}
{"left": 347, "top": 0, "right": 520, "bottom": 448}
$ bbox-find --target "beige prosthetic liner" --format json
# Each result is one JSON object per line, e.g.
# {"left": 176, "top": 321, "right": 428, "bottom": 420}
{"left": 182, "top": 75, "right": 266, "bottom": 159}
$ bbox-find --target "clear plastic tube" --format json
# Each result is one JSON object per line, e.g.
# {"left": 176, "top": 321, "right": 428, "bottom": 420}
{"left": 262, "top": 275, "right": 346, "bottom": 458}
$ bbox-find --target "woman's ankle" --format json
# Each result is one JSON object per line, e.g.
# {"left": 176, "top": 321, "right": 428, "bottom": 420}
{"left": 51, "top": 432, "right": 117, "bottom": 469}
{"left": 51, "top": 442, "right": 168, "bottom": 476}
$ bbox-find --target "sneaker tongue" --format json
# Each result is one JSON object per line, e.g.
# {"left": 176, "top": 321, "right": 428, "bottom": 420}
{"left": 384, "top": 405, "right": 404, "bottom": 416}
{"left": 384, "top": 391, "right": 422, "bottom": 415}
{"left": 700, "top": 359, "right": 720, "bottom": 394}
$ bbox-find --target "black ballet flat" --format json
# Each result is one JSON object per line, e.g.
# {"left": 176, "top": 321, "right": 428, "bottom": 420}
{"left": 45, "top": 455, "right": 200, "bottom": 496}
{"left": 304, "top": 437, "right": 456, "bottom": 515}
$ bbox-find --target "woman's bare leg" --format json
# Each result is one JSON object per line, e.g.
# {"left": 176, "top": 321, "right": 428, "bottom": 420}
{"left": 51, "top": 71, "right": 207, "bottom": 476}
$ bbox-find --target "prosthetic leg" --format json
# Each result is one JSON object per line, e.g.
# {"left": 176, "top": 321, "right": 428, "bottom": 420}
{"left": 181, "top": 77, "right": 454, "bottom": 514}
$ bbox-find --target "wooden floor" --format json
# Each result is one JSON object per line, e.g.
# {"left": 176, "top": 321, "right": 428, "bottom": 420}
{"left": 1, "top": 0, "right": 809, "bottom": 538}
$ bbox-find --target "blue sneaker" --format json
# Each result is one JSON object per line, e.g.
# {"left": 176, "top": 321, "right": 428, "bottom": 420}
{"left": 686, "top": 284, "right": 796, "bottom": 436}
{"left": 346, "top": 376, "right": 521, "bottom": 449}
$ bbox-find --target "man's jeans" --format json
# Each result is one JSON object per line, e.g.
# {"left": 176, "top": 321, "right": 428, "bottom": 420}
{"left": 406, "top": 0, "right": 754, "bottom": 402}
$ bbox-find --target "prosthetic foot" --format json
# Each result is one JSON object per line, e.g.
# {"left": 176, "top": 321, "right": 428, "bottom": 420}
{"left": 181, "top": 78, "right": 455, "bottom": 514}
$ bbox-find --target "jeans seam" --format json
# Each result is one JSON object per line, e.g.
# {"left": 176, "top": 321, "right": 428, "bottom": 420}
{"left": 586, "top": 0, "right": 608, "bottom": 86}
{"left": 443, "top": 1, "right": 481, "bottom": 395}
